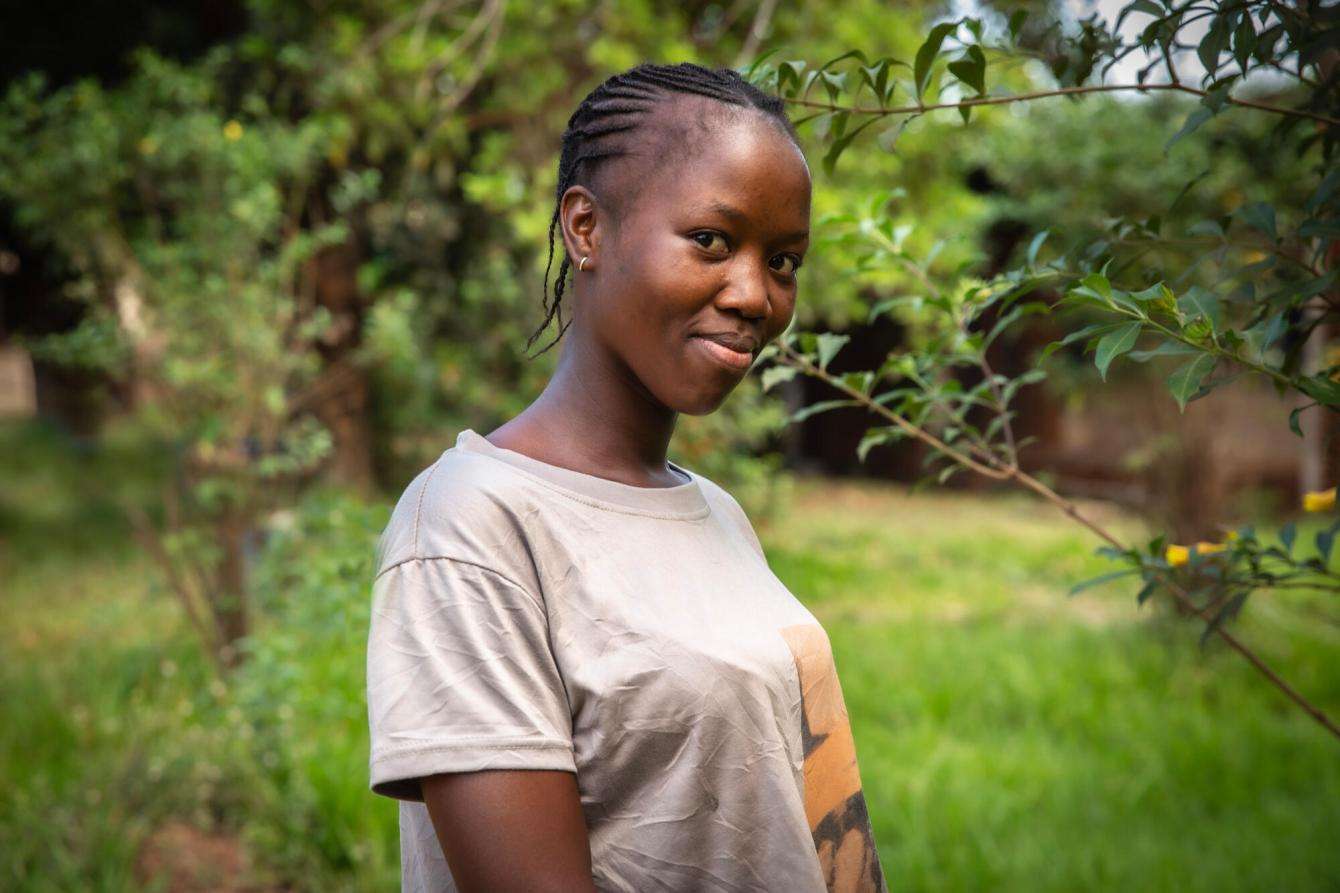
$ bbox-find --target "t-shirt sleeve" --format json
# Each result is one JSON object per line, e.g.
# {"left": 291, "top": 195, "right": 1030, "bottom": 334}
{"left": 366, "top": 556, "right": 576, "bottom": 802}
{"left": 714, "top": 486, "right": 766, "bottom": 561}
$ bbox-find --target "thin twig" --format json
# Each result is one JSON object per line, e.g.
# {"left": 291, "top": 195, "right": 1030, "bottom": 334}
{"left": 782, "top": 82, "right": 1340, "bottom": 128}
{"left": 124, "top": 502, "right": 225, "bottom": 673}
{"left": 777, "top": 339, "right": 1340, "bottom": 741}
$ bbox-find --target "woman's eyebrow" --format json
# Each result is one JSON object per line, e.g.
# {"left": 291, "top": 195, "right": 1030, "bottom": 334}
{"left": 699, "top": 201, "right": 809, "bottom": 243}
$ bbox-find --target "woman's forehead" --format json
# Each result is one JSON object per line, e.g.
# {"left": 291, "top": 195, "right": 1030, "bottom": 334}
{"left": 616, "top": 104, "right": 810, "bottom": 228}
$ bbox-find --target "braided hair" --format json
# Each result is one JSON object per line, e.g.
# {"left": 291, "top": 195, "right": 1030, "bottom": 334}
{"left": 525, "top": 61, "right": 801, "bottom": 359}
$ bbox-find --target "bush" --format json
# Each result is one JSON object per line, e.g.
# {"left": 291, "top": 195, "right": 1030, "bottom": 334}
{"left": 230, "top": 486, "right": 398, "bottom": 889}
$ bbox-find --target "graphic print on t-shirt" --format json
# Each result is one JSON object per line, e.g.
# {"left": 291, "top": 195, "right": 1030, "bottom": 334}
{"left": 779, "top": 623, "right": 887, "bottom": 893}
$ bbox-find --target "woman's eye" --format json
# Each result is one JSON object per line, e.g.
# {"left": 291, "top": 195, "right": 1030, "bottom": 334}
{"left": 691, "top": 232, "right": 728, "bottom": 252}
{"left": 771, "top": 254, "right": 803, "bottom": 277}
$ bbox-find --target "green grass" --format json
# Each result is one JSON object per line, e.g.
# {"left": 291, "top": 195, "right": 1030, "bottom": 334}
{"left": 2, "top": 419, "right": 1337, "bottom": 891}
{"left": 769, "top": 479, "right": 1340, "bottom": 892}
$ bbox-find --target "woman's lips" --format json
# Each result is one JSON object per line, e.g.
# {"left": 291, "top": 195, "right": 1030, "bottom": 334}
{"left": 691, "top": 336, "right": 754, "bottom": 371}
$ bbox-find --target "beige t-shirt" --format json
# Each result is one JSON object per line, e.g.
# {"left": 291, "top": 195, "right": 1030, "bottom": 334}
{"left": 366, "top": 428, "right": 886, "bottom": 892}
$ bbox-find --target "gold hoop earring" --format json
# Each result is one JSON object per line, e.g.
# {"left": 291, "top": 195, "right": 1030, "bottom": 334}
{"left": 578, "top": 256, "right": 589, "bottom": 272}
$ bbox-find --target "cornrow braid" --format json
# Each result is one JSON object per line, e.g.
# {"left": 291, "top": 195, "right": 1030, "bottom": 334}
{"left": 524, "top": 61, "right": 799, "bottom": 359}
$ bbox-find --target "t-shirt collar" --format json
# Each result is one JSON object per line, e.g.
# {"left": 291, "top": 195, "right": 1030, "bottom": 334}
{"left": 453, "top": 428, "right": 710, "bottom": 519}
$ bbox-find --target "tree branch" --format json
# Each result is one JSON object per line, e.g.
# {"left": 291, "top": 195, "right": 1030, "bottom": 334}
{"left": 777, "top": 339, "right": 1340, "bottom": 742}
{"left": 782, "top": 82, "right": 1340, "bottom": 128}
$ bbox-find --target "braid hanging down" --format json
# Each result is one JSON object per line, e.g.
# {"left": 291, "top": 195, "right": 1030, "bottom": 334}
{"left": 525, "top": 61, "right": 800, "bottom": 358}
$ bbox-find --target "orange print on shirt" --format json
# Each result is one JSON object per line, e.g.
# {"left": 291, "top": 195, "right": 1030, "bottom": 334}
{"left": 779, "top": 623, "right": 886, "bottom": 893}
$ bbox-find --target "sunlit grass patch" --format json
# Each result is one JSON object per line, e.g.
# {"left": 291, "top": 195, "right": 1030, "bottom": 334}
{"left": 770, "top": 475, "right": 1340, "bottom": 892}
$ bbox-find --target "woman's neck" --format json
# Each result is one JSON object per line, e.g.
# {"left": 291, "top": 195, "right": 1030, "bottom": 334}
{"left": 485, "top": 333, "right": 683, "bottom": 488}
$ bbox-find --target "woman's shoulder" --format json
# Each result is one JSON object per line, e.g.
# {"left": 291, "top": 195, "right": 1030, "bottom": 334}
{"left": 374, "top": 445, "right": 542, "bottom": 582}
{"left": 688, "top": 472, "right": 767, "bottom": 562}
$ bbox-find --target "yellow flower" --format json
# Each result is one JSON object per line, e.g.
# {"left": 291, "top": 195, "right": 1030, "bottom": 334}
{"left": 1303, "top": 487, "right": 1336, "bottom": 512}
{"left": 1225, "top": 530, "right": 1239, "bottom": 542}
{"left": 137, "top": 136, "right": 159, "bottom": 156}
{"left": 223, "top": 120, "right": 244, "bottom": 142}
{"left": 1166, "top": 540, "right": 1230, "bottom": 567}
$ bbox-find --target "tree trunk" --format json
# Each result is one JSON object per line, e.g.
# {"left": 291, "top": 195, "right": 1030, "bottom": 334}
{"left": 305, "top": 242, "right": 377, "bottom": 496}
{"left": 212, "top": 511, "right": 250, "bottom": 669}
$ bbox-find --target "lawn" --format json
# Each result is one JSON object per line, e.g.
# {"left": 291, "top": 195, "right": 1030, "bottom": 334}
{"left": 767, "top": 481, "right": 1340, "bottom": 892}
{"left": 2, "top": 420, "right": 1337, "bottom": 891}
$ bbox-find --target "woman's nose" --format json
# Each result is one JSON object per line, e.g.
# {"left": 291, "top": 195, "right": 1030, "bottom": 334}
{"left": 718, "top": 257, "right": 771, "bottom": 319}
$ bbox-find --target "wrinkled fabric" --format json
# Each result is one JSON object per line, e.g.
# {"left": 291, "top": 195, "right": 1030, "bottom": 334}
{"left": 366, "top": 429, "right": 886, "bottom": 892}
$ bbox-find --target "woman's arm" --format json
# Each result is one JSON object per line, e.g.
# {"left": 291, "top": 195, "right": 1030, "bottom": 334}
{"left": 421, "top": 768, "right": 598, "bottom": 893}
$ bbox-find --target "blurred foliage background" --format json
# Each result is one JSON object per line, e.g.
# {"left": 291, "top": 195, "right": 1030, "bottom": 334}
{"left": 2, "top": 0, "right": 1338, "bottom": 890}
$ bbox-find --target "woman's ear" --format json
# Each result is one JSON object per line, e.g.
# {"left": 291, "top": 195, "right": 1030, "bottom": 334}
{"left": 559, "top": 185, "right": 600, "bottom": 272}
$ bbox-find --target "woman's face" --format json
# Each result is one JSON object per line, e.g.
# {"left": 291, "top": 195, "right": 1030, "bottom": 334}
{"left": 567, "top": 102, "right": 812, "bottom": 416}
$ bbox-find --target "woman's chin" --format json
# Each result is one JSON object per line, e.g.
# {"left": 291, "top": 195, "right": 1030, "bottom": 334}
{"left": 671, "top": 385, "right": 737, "bottom": 416}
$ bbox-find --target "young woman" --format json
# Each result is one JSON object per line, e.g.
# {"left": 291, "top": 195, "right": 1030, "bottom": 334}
{"left": 366, "top": 61, "right": 886, "bottom": 893}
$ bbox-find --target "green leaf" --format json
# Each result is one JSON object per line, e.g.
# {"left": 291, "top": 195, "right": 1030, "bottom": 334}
{"left": 1094, "top": 545, "right": 1131, "bottom": 561}
{"left": 1079, "top": 272, "right": 1112, "bottom": 300}
{"left": 810, "top": 111, "right": 834, "bottom": 140}
{"left": 1187, "top": 218, "right": 1224, "bottom": 238}
{"left": 821, "top": 114, "right": 881, "bottom": 177}
{"left": 1317, "top": 528, "right": 1335, "bottom": 563}
{"left": 1280, "top": 521, "right": 1296, "bottom": 554}
{"left": 1197, "top": 15, "right": 1229, "bottom": 76}
{"left": 789, "top": 398, "right": 860, "bottom": 424}
{"left": 1243, "top": 311, "right": 1286, "bottom": 360}
{"left": 1305, "top": 169, "right": 1340, "bottom": 214}
{"left": 1198, "top": 590, "right": 1249, "bottom": 649}
{"left": 1298, "top": 374, "right": 1340, "bottom": 406}
{"left": 1135, "top": 579, "right": 1157, "bottom": 606}
{"left": 1008, "top": 9, "right": 1028, "bottom": 41}
{"left": 914, "top": 22, "right": 958, "bottom": 101}
{"left": 1299, "top": 219, "right": 1340, "bottom": 239}
{"left": 1127, "top": 283, "right": 1166, "bottom": 304}
{"left": 947, "top": 45, "right": 986, "bottom": 95}
{"left": 1094, "top": 322, "right": 1142, "bottom": 381}
{"left": 852, "top": 426, "right": 895, "bottom": 458}
{"left": 857, "top": 426, "right": 900, "bottom": 462}
{"left": 741, "top": 47, "right": 782, "bottom": 81}
{"left": 839, "top": 370, "right": 876, "bottom": 395}
{"left": 857, "top": 59, "right": 891, "bottom": 104}
{"left": 872, "top": 385, "right": 918, "bottom": 407}
{"left": 820, "top": 70, "right": 848, "bottom": 102}
{"left": 1169, "top": 168, "right": 1212, "bottom": 215}
{"left": 778, "top": 59, "right": 808, "bottom": 93}
{"left": 1025, "top": 230, "right": 1049, "bottom": 267}
{"left": 1235, "top": 201, "right": 1277, "bottom": 241}
{"left": 1165, "top": 106, "right": 1213, "bottom": 154}
{"left": 815, "top": 50, "right": 868, "bottom": 77}
{"left": 760, "top": 365, "right": 799, "bottom": 393}
{"left": 876, "top": 117, "right": 912, "bottom": 153}
{"left": 1176, "top": 286, "right": 1223, "bottom": 332}
{"left": 1289, "top": 404, "right": 1306, "bottom": 438}
{"left": 1200, "top": 82, "right": 1233, "bottom": 113}
{"left": 1166, "top": 353, "right": 1217, "bottom": 411}
{"left": 1127, "top": 341, "right": 1202, "bottom": 362}
{"left": 1233, "top": 11, "right": 1256, "bottom": 74}
{"left": 1038, "top": 322, "right": 1123, "bottom": 362}
{"left": 816, "top": 332, "right": 850, "bottom": 370}
{"left": 1068, "top": 568, "right": 1139, "bottom": 598}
